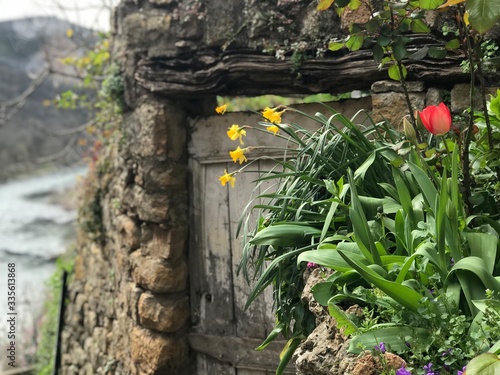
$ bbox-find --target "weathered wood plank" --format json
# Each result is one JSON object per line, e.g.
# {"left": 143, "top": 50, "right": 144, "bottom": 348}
{"left": 188, "top": 158, "right": 207, "bottom": 328}
{"left": 227, "top": 162, "right": 275, "bottom": 339}
{"left": 189, "top": 334, "right": 295, "bottom": 374}
{"left": 198, "top": 164, "right": 236, "bottom": 336}
{"left": 135, "top": 48, "right": 467, "bottom": 96}
{"left": 196, "top": 353, "right": 236, "bottom": 375}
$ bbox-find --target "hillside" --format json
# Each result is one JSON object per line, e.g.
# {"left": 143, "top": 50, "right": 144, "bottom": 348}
{"left": 0, "top": 17, "right": 97, "bottom": 181}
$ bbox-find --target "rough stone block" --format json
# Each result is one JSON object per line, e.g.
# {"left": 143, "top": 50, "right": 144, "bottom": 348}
{"left": 132, "top": 186, "right": 169, "bottom": 223}
{"left": 135, "top": 100, "right": 187, "bottom": 161}
{"left": 371, "top": 92, "right": 425, "bottom": 127}
{"left": 116, "top": 214, "right": 141, "bottom": 251}
{"left": 130, "top": 326, "right": 189, "bottom": 372}
{"left": 425, "top": 87, "right": 443, "bottom": 107}
{"left": 141, "top": 225, "right": 188, "bottom": 261}
{"left": 371, "top": 80, "right": 424, "bottom": 93}
{"left": 131, "top": 253, "right": 187, "bottom": 293}
{"left": 139, "top": 162, "right": 187, "bottom": 192}
{"left": 451, "top": 83, "right": 498, "bottom": 114}
{"left": 138, "top": 293, "right": 189, "bottom": 333}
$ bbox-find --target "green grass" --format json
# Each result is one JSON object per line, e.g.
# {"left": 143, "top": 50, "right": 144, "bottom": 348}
{"left": 35, "top": 252, "right": 74, "bottom": 375}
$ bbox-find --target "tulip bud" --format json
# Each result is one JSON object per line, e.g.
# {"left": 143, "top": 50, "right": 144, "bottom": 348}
{"left": 446, "top": 200, "right": 456, "bottom": 220}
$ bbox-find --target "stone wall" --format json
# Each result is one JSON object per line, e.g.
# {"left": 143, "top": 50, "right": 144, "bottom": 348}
{"left": 60, "top": 96, "right": 209, "bottom": 374}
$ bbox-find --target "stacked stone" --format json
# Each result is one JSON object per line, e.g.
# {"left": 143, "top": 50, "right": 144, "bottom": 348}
{"left": 61, "top": 97, "right": 192, "bottom": 374}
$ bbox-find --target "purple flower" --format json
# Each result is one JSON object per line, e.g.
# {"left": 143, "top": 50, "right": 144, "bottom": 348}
{"left": 374, "top": 341, "right": 386, "bottom": 353}
{"left": 396, "top": 367, "right": 412, "bottom": 375}
{"left": 306, "top": 262, "right": 317, "bottom": 269}
{"left": 458, "top": 366, "right": 466, "bottom": 375}
{"left": 423, "top": 363, "right": 437, "bottom": 375}
{"left": 442, "top": 348, "right": 452, "bottom": 356}
{"left": 450, "top": 258, "right": 455, "bottom": 267}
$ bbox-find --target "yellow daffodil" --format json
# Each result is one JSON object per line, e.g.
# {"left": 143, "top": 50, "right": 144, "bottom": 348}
{"left": 266, "top": 125, "right": 280, "bottom": 135}
{"left": 262, "top": 107, "right": 285, "bottom": 124}
{"left": 227, "top": 124, "right": 247, "bottom": 144}
{"left": 230, "top": 146, "right": 248, "bottom": 164}
{"left": 216, "top": 104, "right": 227, "bottom": 114}
{"left": 219, "top": 169, "right": 236, "bottom": 187}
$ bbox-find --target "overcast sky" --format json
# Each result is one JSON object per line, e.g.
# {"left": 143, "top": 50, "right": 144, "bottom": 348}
{"left": 0, "top": 0, "right": 117, "bottom": 30}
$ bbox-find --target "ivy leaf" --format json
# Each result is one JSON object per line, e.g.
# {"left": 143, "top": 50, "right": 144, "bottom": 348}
{"left": 348, "top": 0, "right": 362, "bottom": 9}
{"left": 428, "top": 46, "right": 448, "bottom": 59}
{"left": 466, "top": 0, "right": 500, "bottom": 34}
{"left": 329, "top": 41, "right": 345, "bottom": 51}
{"left": 377, "top": 35, "right": 391, "bottom": 47}
{"left": 445, "top": 38, "right": 461, "bottom": 50}
{"left": 372, "top": 44, "right": 384, "bottom": 63}
{"left": 408, "top": 46, "right": 429, "bottom": 60}
{"left": 317, "top": 0, "right": 335, "bottom": 11}
{"left": 419, "top": 0, "right": 444, "bottom": 9}
{"left": 336, "top": 0, "right": 351, "bottom": 7}
{"left": 393, "top": 40, "right": 407, "bottom": 61}
{"left": 411, "top": 19, "right": 431, "bottom": 33}
{"left": 388, "top": 63, "right": 407, "bottom": 81}
{"left": 346, "top": 35, "right": 364, "bottom": 51}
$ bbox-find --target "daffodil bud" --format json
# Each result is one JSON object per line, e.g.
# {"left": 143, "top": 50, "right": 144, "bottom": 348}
{"left": 403, "top": 117, "right": 417, "bottom": 141}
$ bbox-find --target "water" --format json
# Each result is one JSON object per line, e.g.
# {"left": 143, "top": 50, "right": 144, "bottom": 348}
{"left": 0, "top": 167, "right": 86, "bottom": 363}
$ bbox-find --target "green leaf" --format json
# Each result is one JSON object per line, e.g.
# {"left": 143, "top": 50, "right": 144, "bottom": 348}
{"left": 408, "top": 161, "right": 437, "bottom": 207}
{"left": 393, "top": 40, "right": 408, "bottom": 61}
{"left": 466, "top": 353, "right": 500, "bottom": 375}
{"left": 377, "top": 35, "right": 391, "bottom": 47}
{"left": 346, "top": 35, "right": 364, "bottom": 51}
{"left": 449, "top": 256, "right": 500, "bottom": 315}
{"left": 372, "top": 44, "right": 384, "bottom": 63}
{"left": 428, "top": 46, "right": 448, "bottom": 59}
{"left": 329, "top": 41, "right": 345, "bottom": 51}
{"left": 317, "top": 0, "right": 335, "bottom": 11}
{"left": 388, "top": 63, "right": 407, "bottom": 81}
{"left": 276, "top": 338, "right": 301, "bottom": 375}
{"left": 348, "top": 0, "right": 362, "bottom": 9}
{"left": 256, "top": 323, "right": 285, "bottom": 350}
{"left": 489, "top": 90, "right": 500, "bottom": 119}
{"left": 445, "top": 38, "right": 461, "bottom": 50}
{"left": 411, "top": 19, "right": 431, "bottom": 33}
{"left": 250, "top": 224, "right": 322, "bottom": 247}
{"left": 298, "top": 248, "right": 365, "bottom": 272}
{"left": 311, "top": 282, "right": 335, "bottom": 306}
{"left": 408, "top": 46, "right": 429, "bottom": 60}
{"left": 349, "top": 171, "right": 382, "bottom": 265}
{"left": 466, "top": 0, "right": 500, "bottom": 34}
{"left": 464, "top": 232, "right": 498, "bottom": 275}
{"left": 337, "top": 250, "right": 424, "bottom": 312}
{"left": 354, "top": 151, "right": 377, "bottom": 181}
{"left": 328, "top": 300, "right": 359, "bottom": 335}
{"left": 419, "top": 0, "right": 444, "bottom": 9}
{"left": 490, "top": 340, "right": 500, "bottom": 354}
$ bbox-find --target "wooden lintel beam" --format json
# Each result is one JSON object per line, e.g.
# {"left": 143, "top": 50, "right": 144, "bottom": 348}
{"left": 135, "top": 49, "right": 469, "bottom": 97}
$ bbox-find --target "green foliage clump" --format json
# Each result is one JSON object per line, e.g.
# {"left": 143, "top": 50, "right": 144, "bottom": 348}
{"left": 35, "top": 256, "right": 74, "bottom": 375}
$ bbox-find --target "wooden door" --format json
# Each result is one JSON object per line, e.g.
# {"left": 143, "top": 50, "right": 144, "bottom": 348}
{"left": 188, "top": 99, "right": 371, "bottom": 375}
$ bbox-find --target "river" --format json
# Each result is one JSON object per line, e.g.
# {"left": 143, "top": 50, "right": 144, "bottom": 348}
{"left": 0, "top": 167, "right": 86, "bottom": 361}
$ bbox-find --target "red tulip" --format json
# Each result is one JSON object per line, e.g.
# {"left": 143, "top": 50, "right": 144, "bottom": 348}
{"left": 418, "top": 102, "right": 452, "bottom": 136}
